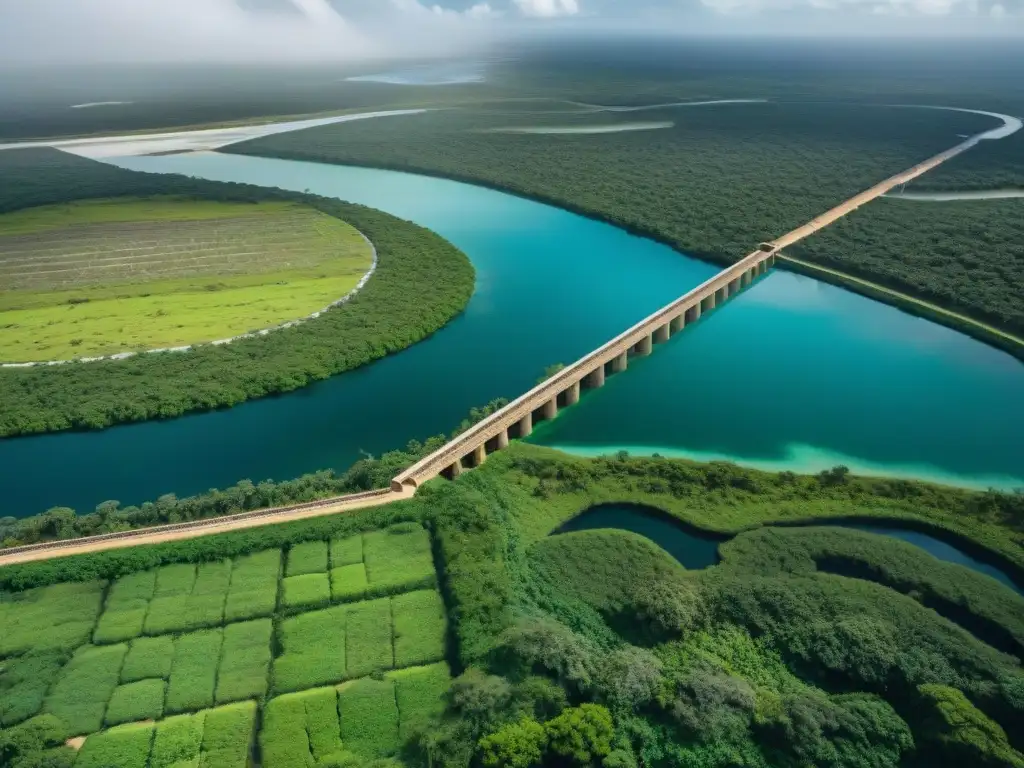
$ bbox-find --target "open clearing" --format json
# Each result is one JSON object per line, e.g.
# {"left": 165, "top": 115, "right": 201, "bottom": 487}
{"left": 0, "top": 197, "right": 373, "bottom": 361}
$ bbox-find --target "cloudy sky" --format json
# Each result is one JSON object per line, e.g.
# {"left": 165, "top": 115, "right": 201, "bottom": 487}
{"left": 0, "top": 0, "right": 1018, "bottom": 66}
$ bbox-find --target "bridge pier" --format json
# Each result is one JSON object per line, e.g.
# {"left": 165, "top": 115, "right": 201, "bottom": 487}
{"left": 586, "top": 365, "right": 605, "bottom": 388}
{"left": 654, "top": 324, "right": 670, "bottom": 344}
{"left": 729, "top": 278, "right": 741, "bottom": 295}
{"left": 542, "top": 397, "right": 558, "bottom": 420}
{"left": 742, "top": 269, "right": 753, "bottom": 287}
{"left": 670, "top": 314, "right": 684, "bottom": 334}
{"left": 636, "top": 334, "right": 653, "bottom": 356}
{"left": 518, "top": 412, "right": 533, "bottom": 438}
{"left": 703, "top": 294, "right": 716, "bottom": 312}
{"left": 497, "top": 428, "right": 509, "bottom": 450}
{"left": 449, "top": 459, "right": 463, "bottom": 478}
{"left": 687, "top": 303, "right": 701, "bottom": 323}
{"left": 611, "top": 352, "right": 628, "bottom": 373}
{"left": 564, "top": 381, "right": 580, "bottom": 406}
{"left": 472, "top": 444, "right": 486, "bottom": 467}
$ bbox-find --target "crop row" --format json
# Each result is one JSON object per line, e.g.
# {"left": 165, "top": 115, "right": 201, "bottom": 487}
{"left": 261, "top": 663, "right": 451, "bottom": 767}
{"left": 41, "top": 618, "right": 272, "bottom": 737}
{"left": 274, "top": 589, "right": 448, "bottom": 694}
{"left": 75, "top": 700, "right": 256, "bottom": 768}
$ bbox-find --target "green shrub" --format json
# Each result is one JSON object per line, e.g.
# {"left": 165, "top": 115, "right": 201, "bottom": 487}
{"left": 43, "top": 643, "right": 127, "bottom": 736}
{"left": 199, "top": 701, "right": 257, "bottom": 768}
{"left": 75, "top": 722, "right": 154, "bottom": 768}
{"left": 389, "top": 662, "right": 452, "bottom": 739}
{"left": 153, "top": 563, "right": 196, "bottom": 596}
{"left": 330, "top": 535, "right": 363, "bottom": 569}
{"left": 150, "top": 711, "right": 205, "bottom": 768}
{"left": 392, "top": 590, "right": 447, "bottom": 668}
{"left": 166, "top": 630, "right": 222, "bottom": 714}
{"left": 273, "top": 605, "right": 347, "bottom": 694}
{"left": 544, "top": 704, "right": 614, "bottom": 766}
{"left": 0, "top": 650, "right": 67, "bottom": 727}
{"left": 0, "top": 581, "right": 105, "bottom": 656}
{"left": 914, "top": 684, "right": 1024, "bottom": 767}
{"left": 286, "top": 541, "right": 329, "bottom": 577}
{"left": 105, "top": 679, "right": 166, "bottom": 726}
{"left": 93, "top": 570, "right": 156, "bottom": 644}
{"left": 363, "top": 525, "right": 436, "bottom": 592}
{"left": 282, "top": 573, "right": 331, "bottom": 610}
{"left": 345, "top": 597, "right": 394, "bottom": 678}
{"left": 215, "top": 619, "right": 272, "bottom": 704}
{"left": 120, "top": 635, "right": 175, "bottom": 683}
{"left": 224, "top": 549, "right": 281, "bottom": 622}
{"left": 478, "top": 716, "right": 547, "bottom": 768}
{"left": 329, "top": 563, "right": 368, "bottom": 602}
{"left": 338, "top": 678, "right": 400, "bottom": 759}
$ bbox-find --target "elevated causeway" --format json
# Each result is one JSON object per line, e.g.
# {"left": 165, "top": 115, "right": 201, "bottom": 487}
{"left": 0, "top": 113, "right": 1006, "bottom": 565}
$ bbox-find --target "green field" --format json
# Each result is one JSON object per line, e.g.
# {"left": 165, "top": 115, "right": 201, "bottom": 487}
{"left": 0, "top": 521, "right": 449, "bottom": 766}
{"left": 0, "top": 150, "right": 475, "bottom": 437}
{"left": 0, "top": 197, "right": 373, "bottom": 361}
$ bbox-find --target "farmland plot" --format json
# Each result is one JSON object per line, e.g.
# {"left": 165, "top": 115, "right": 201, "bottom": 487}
{"left": 0, "top": 197, "right": 374, "bottom": 360}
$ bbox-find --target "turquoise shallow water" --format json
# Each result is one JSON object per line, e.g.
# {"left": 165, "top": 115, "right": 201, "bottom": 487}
{"left": 530, "top": 269, "right": 1024, "bottom": 490}
{"left": 0, "top": 153, "right": 1021, "bottom": 517}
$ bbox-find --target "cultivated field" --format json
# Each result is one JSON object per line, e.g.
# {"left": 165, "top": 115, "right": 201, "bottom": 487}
{"left": 0, "top": 523, "right": 450, "bottom": 766}
{"left": 0, "top": 197, "right": 374, "bottom": 361}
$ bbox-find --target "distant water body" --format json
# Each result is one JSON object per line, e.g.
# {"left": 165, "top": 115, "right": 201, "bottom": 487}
{"left": 0, "top": 153, "right": 1021, "bottom": 517}
{"left": 345, "top": 63, "right": 485, "bottom": 86}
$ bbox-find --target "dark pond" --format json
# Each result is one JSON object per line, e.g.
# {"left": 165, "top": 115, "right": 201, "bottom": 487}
{"left": 555, "top": 504, "right": 1023, "bottom": 596}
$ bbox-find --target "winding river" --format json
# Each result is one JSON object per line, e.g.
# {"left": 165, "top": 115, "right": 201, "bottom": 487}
{"left": 553, "top": 504, "right": 1024, "bottom": 596}
{"left": 1, "top": 153, "right": 1022, "bottom": 516}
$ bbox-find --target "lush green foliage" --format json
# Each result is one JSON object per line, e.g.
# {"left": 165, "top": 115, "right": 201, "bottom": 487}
{"left": 478, "top": 717, "right": 547, "bottom": 768}
{"left": 76, "top": 722, "right": 154, "bottom": 768}
{"left": 393, "top": 590, "right": 448, "bottom": 668}
{"left": 792, "top": 197, "right": 1024, "bottom": 335}
{"left": 104, "top": 679, "right": 166, "bottom": 726}
{"left": 0, "top": 148, "right": 474, "bottom": 437}
{"left": 0, "top": 714, "right": 74, "bottom": 768}
{"left": 916, "top": 130, "right": 1024, "bottom": 191}
{"left": 0, "top": 652, "right": 67, "bottom": 728}
{"left": 719, "top": 526, "right": 1024, "bottom": 657}
{"left": 286, "top": 541, "right": 329, "bottom": 577}
{"left": 43, "top": 643, "right": 127, "bottom": 737}
{"left": 150, "top": 712, "right": 205, "bottom": 768}
{"left": 339, "top": 678, "right": 402, "bottom": 759}
{"left": 164, "top": 630, "right": 221, "bottom": 714}
{"left": 0, "top": 581, "right": 104, "bottom": 655}
{"left": 913, "top": 684, "right": 1024, "bottom": 767}
{"left": 215, "top": 619, "right": 273, "bottom": 704}
{"left": 120, "top": 636, "right": 175, "bottom": 683}
{"left": 224, "top": 549, "right": 281, "bottom": 622}
{"left": 282, "top": 573, "right": 331, "bottom": 610}
{"left": 199, "top": 701, "right": 258, "bottom": 768}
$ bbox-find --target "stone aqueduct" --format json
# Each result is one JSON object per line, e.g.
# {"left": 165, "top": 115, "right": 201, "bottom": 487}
{"left": 391, "top": 244, "right": 779, "bottom": 490}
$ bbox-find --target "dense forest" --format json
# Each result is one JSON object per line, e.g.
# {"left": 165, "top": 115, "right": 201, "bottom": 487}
{"left": 0, "top": 149, "right": 475, "bottom": 437}
{"left": 229, "top": 102, "right": 1023, "bottom": 338}
{"left": 791, "top": 197, "right": 1024, "bottom": 336}
{"left": 1, "top": 444, "right": 1021, "bottom": 767}
{"left": 914, "top": 130, "right": 1024, "bottom": 191}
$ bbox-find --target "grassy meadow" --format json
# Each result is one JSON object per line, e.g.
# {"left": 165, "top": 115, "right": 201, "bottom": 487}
{"left": 0, "top": 197, "right": 373, "bottom": 361}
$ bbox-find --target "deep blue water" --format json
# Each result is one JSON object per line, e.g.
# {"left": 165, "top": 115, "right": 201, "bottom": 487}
{"left": 0, "top": 153, "right": 1021, "bottom": 517}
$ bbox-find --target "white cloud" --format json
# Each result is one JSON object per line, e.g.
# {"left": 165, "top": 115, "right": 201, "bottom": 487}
{"left": 0, "top": 0, "right": 499, "bottom": 65}
{"left": 513, "top": 0, "right": 580, "bottom": 17}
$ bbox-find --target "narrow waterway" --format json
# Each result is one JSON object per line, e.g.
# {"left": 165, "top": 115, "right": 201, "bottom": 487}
{"left": 554, "top": 504, "right": 1024, "bottom": 596}
{"left": 0, "top": 153, "right": 1021, "bottom": 516}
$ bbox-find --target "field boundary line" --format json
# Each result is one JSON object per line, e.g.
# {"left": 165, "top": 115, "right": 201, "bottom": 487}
{"left": 0, "top": 231, "right": 378, "bottom": 369}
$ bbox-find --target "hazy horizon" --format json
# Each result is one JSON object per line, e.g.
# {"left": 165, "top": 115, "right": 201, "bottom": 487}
{"left": 0, "top": 0, "right": 1020, "bottom": 70}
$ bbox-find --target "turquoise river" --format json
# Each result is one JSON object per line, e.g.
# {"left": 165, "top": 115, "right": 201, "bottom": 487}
{"left": 1, "top": 152, "right": 1022, "bottom": 516}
